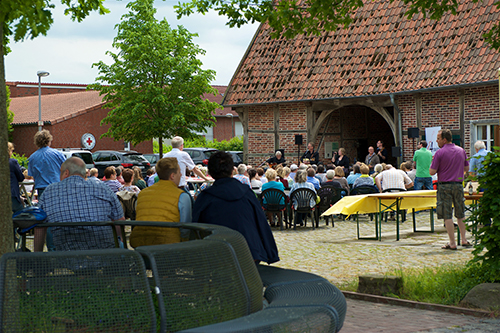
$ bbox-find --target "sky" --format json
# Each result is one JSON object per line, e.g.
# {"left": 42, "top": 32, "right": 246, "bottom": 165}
{"left": 4, "top": 0, "right": 258, "bottom": 86}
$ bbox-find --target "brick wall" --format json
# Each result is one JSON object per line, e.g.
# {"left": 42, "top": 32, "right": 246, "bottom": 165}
{"left": 212, "top": 117, "right": 242, "bottom": 141}
{"left": 398, "top": 84, "right": 499, "bottom": 160}
{"left": 12, "top": 105, "right": 152, "bottom": 157}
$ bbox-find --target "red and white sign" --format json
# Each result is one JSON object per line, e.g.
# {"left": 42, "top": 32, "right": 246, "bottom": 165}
{"left": 81, "top": 133, "right": 96, "bottom": 150}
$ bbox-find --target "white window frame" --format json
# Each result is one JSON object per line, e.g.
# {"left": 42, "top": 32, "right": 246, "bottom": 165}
{"left": 470, "top": 120, "right": 499, "bottom": 155}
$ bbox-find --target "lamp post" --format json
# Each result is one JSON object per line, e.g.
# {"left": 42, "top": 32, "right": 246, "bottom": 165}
{"left": 37, "top": 70, "right": 50, "bottom": 131}
{"left": 225, "top": 113, "right": 234, "bottom": 138}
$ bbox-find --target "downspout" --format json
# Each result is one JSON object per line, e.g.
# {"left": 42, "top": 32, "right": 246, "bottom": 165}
{"left": 390, "top": 93, "right": 403, "bottom": 167}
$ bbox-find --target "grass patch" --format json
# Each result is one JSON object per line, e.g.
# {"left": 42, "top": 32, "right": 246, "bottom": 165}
{"left": 338, "top": 262, "right": 489, "bottom": 306}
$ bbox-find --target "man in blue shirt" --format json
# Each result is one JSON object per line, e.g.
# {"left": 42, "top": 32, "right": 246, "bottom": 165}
{"left": 28, "top": 130, "right": 66, "bottom": 197}
{"left": 306, "top": 168, "right": 321, "bottom": 190}
{"left": 469, "top": 140, "right": 490, "bottom": 179}
{"left": 40, "top": 157, "right": 124, "bottom": 251}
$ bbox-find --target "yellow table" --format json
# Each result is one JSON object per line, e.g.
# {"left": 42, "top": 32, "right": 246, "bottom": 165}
{"left": 322, "top": 190, "right": 480, "bottom": 241}
{"left": 322, "top": 190, "right": 438, "bottom": 241}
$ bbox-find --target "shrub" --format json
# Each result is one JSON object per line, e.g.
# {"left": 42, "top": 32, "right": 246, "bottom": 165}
{"left": 153, "top": 136, "right": 244, "bottom": 154}
{"left": 467, "top": 147, "right": 500, "bottom": 282}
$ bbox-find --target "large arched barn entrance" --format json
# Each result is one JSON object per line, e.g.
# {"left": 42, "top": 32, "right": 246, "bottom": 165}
{"left": 312, "top": 105, "right": 397, "bottom": 167}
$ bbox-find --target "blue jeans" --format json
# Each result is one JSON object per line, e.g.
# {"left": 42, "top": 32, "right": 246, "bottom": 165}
{"left": 414, "top": 177, "right": 433, "bottom": 190}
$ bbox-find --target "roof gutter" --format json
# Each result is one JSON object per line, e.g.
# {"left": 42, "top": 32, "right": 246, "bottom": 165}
{"left": 224, "top": 80, "right": 498, "bottom": 108}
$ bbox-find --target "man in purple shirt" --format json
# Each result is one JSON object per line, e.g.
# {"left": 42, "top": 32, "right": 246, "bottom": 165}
{"left": 429, "top": 129, "right": 470, "bottom": 250}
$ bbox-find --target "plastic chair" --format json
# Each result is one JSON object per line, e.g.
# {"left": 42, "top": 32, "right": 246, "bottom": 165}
{"left": 260, "top": 189, "right": 288, "bottom": 230}
{"left": 315, "top": 186, "right": 342, "bottom": 227}
{"left": 290, "top": 188, "right": 317, "bottom": 230}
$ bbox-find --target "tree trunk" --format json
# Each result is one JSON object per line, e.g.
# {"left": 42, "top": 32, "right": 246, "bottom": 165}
{"left": 0, "top": 24, "right": 15, "bottom": 256}
{"left": 158, "top": 137, "right": 163, "bottom": 160}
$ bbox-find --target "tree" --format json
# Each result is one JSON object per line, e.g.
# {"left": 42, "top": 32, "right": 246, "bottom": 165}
{"left": 0, "top": 0, "right": 108, "bottom": 255}
{"left": 90, "top": 0, "right": 220, "bottom": 156}
{"left": 174, "top": 0, "right": 500, "bottom": 48}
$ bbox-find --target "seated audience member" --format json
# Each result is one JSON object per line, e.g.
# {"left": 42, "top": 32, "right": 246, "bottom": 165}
{"left": 256, "top": 167, "right": 267, "bottom": 184}
{"left": 119, "top": 168, "right": 141, "bottom": 193}
{"left": 321, "top": 169, "right": 342, "bottom": 188}
{"left": 129, "top": 157, "right": 192, "bottom": 247}
{"left": 275, "top": 165, "right": 289, "bottom": 188}
{"left": 87, "top": 168, "right": 101, "bottom": 183}
{"left": 9, "top": 142, "right": 24, "bottom": 213}
{"left": 115, "top": 166, "right": 125, "bottom": 185}
{"left": 284, "top": 166, "right": 294, "bottom": 187}
{"left": 290, "top": 170, "right": 317, "bottom": 226}
{"left": 289, "top": 164, "right": 298, "bottom": 180}
{"left": 144, "top": 167, "right": 154, "bottom": 186}
{"left": 132, "top": 167, "right": 147, "bottom": 190}
{"left": 147, "top": 167, "right": 157, "bottom": 187}
{"left": 261, "top": 168, "right": 286, "bottom": 226}
{"left": 371, "top": 164, "right": 384, "bottom": 178}
{"left": 315, "top": 165, "right": 326, "bottom": 183}
{"left": 193, "top": 151, "right": 279, "bottom": 264}
{"left": 103, "top": 166, "right": 122, "bottom": 193}
{"left": 406, "top": 161, "right": 417, "bottom": 182}
{"left": 39, "top": 157, "right": 124, "bottom": 251}
{"left": 375, "top": 164, "right": 413, "bottom": 193}
{"left": 262, "top": 168, "right": 286, "bottom": 192}
{"left": 333, "top": 166, "right": 350, "bottom": 195}
{"left": 234, "top": 164, "right": 252, "bottom": 188}
{"left": 353, "top": 163, "right": 375, "bottom": 188}
{"left": 346, "top": 164, "right": 362, "bottom": 185}
{"left": 248, "top": 168, "right": 262, "bottom": 189}
{"left": 306, "top": 167, "right": 321, "bottom": 190}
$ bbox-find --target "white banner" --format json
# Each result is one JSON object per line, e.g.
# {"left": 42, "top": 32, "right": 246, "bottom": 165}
{"left": 425, "top": 126, "right": 441, "bottom": 155}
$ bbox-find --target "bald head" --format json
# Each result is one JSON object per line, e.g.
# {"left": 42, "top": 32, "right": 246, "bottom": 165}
{"left": 60, "top": 157, "right": 86, "bottom": 180}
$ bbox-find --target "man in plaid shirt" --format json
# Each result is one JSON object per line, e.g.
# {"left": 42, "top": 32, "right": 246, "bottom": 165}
{"left": 40, "top": 157, "right": 124, "bottom": 251}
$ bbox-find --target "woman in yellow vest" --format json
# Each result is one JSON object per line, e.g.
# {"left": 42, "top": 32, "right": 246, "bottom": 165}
{"left": 129, "top": 157, "right": 192, "bottom": 247}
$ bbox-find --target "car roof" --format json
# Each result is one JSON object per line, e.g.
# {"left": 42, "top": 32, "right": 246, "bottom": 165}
{"left": 93, "top": 150, "right": 140, "bottom": 154}
{"left": 183, "top": 148, "right": 218, "bottom": 151}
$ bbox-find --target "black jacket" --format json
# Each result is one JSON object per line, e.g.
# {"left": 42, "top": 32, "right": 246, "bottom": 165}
{"left": 193, "top": 177, "right": 280, "bottom": 264}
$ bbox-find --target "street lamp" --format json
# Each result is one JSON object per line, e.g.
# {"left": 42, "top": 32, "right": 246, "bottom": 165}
{"left": 225, "top": 113, "right": 234, "bottom": 138}
{"left": 37, "top": 70, "right": 50, "bottom": 131}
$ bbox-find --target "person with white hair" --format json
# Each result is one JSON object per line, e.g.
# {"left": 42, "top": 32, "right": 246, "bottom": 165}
{"left": 265, "top": 150, "right": 286, "bottom": 167}
{"left": 469, "top": 140, "right": 491, "bottom": 179}
{"left": 234, "top": 164, "right": 251, "bottom": 188}
{"left": 164, "top": 136, "right": 209, "bottom": 189}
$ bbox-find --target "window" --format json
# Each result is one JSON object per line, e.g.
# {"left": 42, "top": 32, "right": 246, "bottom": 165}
{"left": 476, "top": 124, "right": 495, "bottom": 151}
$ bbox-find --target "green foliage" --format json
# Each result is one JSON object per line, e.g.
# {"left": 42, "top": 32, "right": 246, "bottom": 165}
{"left": 468, "top": 148, "right": 500, "bottom": 282}
{"left": 0, "top": 0, "right": 108, "bottom": 50}
{"left": 392, "top": 263, "right": 489, "bottom": 305}
{"left": 11, "top": 152, "right": 28, "bottom": 168}
{"left": 153, "top": 136, "right": 243, "bottom": 154}
{"left": 339, "top": 263, "right": 489, "bottom": 306}
{"left": 175, "top": 0, "right": 500, "bottom": 49}
{"left": 90, "top": 0, "right": 219, "bottom": 154}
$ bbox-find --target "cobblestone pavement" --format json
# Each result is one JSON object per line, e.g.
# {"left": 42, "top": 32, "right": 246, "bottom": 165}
{"left": 271, "top": 211, "right": 500, "bottom": 332}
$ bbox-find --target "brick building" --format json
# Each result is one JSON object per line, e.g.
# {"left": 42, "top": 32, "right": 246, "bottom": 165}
{"left": 8, "top": 82, "right": 240, "bottom": 157}
{"left": 223, "top": 0, "right": 500, "bottom": 167}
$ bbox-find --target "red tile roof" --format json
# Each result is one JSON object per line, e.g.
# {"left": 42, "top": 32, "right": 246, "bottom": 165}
{"left": 11, "top": 90, "right": 105, "bottom": 125}
{"left": 224, "top": 0, "right": 500, "bottom": 106}
{"left": 11, "top": 86, "right": 233, "bottom": 125}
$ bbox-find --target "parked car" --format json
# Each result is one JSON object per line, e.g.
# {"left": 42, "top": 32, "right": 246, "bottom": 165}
{"left": 143, "top": 153, "right": 160, "bottom": 169}
{"left": 226, "top": 151, "right": 243, "bottom": 166}
{"left": 182, "top": 148, "right": 218, "bottom": 166}
{"left": 92, "top": 150, "right": 150, "bottom": 178}
{"left": 55, "top": 148, "right": 95, "bottom": 170}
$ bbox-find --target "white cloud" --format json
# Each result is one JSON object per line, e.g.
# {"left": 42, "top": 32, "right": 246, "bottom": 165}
{"left": 5, "top": 0, "right": 257, "bottom": 85}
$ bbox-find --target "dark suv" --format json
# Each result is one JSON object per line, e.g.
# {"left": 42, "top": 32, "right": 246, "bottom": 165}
{"left": 92, "top": 150, "right": 150, "bottom": 178}
{"left": 182, "top": 148, "right": 218, "bottom": 166}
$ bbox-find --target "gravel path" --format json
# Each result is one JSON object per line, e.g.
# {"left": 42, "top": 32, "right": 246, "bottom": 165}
{"left": 271, "top": 211, "right": 474, "bottom": 286}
